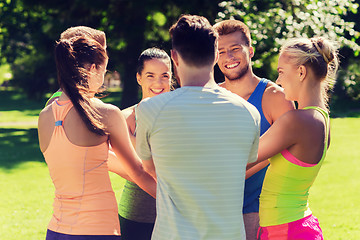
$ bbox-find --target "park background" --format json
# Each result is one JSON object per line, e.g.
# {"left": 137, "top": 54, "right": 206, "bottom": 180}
{"left": 1, "top": 0, "right": 360, "bottom": 239}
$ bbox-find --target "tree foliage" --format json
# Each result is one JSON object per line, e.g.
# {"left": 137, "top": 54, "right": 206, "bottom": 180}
{"left": 1, "top": 0, "right": 359, "bottom": 108}
{"left": 0, "top": 0, "right": 222, "bottom": 108}
{"left": 0, "top": 0, "right": 56, "bottom": 98}
{"left": 217, "top": 0, "right": 360, "bottom": 104}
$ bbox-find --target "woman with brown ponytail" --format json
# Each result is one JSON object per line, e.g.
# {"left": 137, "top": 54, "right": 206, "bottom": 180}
{"left": 250, "top": 37, "right": 339, "bottom": 239}
{"left": 38, "top": 35, "right": 156, "bottom": 240}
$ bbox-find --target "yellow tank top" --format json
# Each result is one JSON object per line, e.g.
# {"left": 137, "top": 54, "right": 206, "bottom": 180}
{"left": 259, "top": 107, "right": 329, "bottom": 227}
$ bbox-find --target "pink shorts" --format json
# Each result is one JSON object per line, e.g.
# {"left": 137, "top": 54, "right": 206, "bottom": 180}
{"left": 258, "top": 214, "right": 323, "bottom": 240}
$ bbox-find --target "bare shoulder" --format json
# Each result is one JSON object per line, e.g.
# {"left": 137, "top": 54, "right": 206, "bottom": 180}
{"left": 274, "top": 109, "right": 305, "bottom": 133}
{"left": 91, "top": 98, "right": 123, "bottom": 124}
{"left": 280, "top": 109, "right": 320, "bottom": 129}
{"left": 276, "top": 109, "right": 299, "bottom": 123}
{"left": 262, "top": 81, "right": 295, "bottom": 123}
{"left": 38, "top": 104, "right": 55, "bottom": 152}
{"left": 263, "top": 81, "right": 287, "bottom": 100}
{"left": 298, "top": 108, "right": 327, "bottom": 129}
{"left": 38, "top": 104, "right": 54, "bottom": 124}
{"left": 91, "top": 98, "right": 119, "bottom": 113}
{"left": 285, "top": 109, "right": 327, "bottom": 150}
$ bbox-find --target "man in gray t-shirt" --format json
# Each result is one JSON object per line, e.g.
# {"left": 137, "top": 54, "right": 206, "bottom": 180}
{"left": 136, "top": 15, "right": 260, "bottom": 240}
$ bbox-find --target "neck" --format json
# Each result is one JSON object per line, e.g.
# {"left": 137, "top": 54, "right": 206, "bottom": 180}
{"left": 178, "top": 65, "right": 217, "bottom": 88}
{"left": 298, "top": 95, "right": 326, "bottom": 110}
{"left": 60, "top": 90, "right": 95, "bottom": 102}
{"left": 297, "top": 79, "right": 326, "bottom": 110}
{"left": 83, "top": 90, "right": 96, "bottom": 98}
{"left": 221, "top": 71, "right": 260, "bottom": 99}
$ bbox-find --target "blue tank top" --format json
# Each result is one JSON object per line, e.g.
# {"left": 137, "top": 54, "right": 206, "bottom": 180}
{"left": 243, "top": 78, "right": 271, "bottom": 213}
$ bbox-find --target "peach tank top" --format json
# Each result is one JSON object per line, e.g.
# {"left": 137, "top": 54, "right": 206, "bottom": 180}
{"left": 43, "top": 100, "right": 120, "bottom": 235}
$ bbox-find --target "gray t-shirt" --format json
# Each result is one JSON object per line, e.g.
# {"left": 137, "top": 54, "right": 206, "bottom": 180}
{"left": 136, "top": 86, "right": 260, "bottom": 240}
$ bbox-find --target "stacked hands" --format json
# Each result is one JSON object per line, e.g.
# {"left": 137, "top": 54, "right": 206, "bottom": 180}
{"left": 39, "top": 15, "right": 338, "bottom": 240}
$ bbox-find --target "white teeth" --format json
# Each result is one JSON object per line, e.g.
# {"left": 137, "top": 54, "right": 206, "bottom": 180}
{"left": 151, "top": 89, "right": 163, "bottom": 94}
{"left": 225, "top": 62, "right": 239, "bottom": 69}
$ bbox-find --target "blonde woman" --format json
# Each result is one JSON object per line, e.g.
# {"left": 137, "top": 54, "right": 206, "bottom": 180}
{"left": 251, "top": 37, "right": 339, "bottom": 239}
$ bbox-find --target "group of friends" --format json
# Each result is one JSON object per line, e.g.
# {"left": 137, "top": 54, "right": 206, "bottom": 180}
{"left": 37, "top": 14, "right": 339, "bottom": 240}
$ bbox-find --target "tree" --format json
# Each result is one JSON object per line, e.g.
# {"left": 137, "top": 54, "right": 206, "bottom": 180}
{"left": 107, "top": 0, "right": 225, "bottom": 108}
{"left": 217, "top": 0, "right": 360, "bottom": 89}
{"left": 0, "top": 0, "right": 57, "bottom": 99}
{"left": 0, "top": 0, "right": 222, "bottom": 108}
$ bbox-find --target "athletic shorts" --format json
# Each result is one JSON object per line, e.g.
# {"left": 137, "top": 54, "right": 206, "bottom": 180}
{"left": 46, "top": 229, "right": 121, "bottom": 240}
{"left": 258, "top": 214, "right": 323, "bottom": 240}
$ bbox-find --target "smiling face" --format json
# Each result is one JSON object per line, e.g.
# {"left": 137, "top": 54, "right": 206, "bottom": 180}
{"left": 137, "top": 58, "right": 172, "bottom": 99}
{"left": 217, "top": 31, "right": 253, "bottom": 81}
{"left": 276, "top": 53, "right": 302, "bottom": 101}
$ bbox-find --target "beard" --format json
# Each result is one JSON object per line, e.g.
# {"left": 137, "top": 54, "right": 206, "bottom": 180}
{"left": 223, "top": 65, "right": 249, "bottom": 81}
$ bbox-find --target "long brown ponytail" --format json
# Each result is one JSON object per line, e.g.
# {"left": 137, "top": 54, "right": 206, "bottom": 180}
{"left": 55, "top": 36, "right": 108, "bottom": 136}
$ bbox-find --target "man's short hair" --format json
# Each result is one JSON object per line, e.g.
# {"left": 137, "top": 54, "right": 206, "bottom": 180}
{"left": 169, "top": 15, "right": 218, "bottom": 67}
{"left": 213, "top": 20, "right": 251, "bottom": 47}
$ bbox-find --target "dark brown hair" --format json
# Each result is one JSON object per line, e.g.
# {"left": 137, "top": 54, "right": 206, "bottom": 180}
{"left": 55, "top": 36, "right": 108, "bottom": 135}
{"left": 60, "top": 26, "right": 106, "bottom": 47}
{"left": 137, "top": 47, "right": 171, "bottom": 75}
{"left": 169, "top": 15, "right": 218, "bottom": 67}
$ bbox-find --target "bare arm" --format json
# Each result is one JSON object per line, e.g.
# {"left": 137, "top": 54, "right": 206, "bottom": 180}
{"left": 245, "top": 160, "right": 269, "bottom": 179}
{"left": 245, "top": 83, "right": 295, "bottom": 175}
{"left": 122, "top": 105, "right": 137, "bottom": 147}
{"left": 107, "top": 105, "right": 137, "bottom": 181}
{"left": 262, "top": 83, "right": 295, "bottom": 125}
{"left": 143, "top": 159, "right": 157, "bottom": 181}
{"left": 38, "top": 106, "right": 55, "bottom": 153}
{"left": 107, "top": 149, "right": 133, "bottom": 182}
{"left": 107, "top": 106, "right": 156, "bottom": 198}
{"left": 247, "top": 111, "right": 298, "bottom": 169}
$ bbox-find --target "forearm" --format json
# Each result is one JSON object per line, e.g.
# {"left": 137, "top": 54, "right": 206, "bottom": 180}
{"left": 112, "top": 141, "right": 157, "bottom": 198}
{"left": 107, "top": 150, "right": 133, "bottom": 182}
{"left": 245, "top": 160, "right": 270, "bottom": 180}
{"left": 132, "top": 170, "right": 157, "bottom": 199}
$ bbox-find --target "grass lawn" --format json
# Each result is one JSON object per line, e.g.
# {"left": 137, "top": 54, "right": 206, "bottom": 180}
{"left": 0, "top": 89, "right": 124, "bottom": 239}
{"left": 310, "top": 117, "right": 360, "bottom": 239}
{"left": 0, "top": 131, "right": 126, "bottom": 239}
{"left": 0, "top": 89, "right": 359, "bottom": 239}
{"left": 0, "top": 88, "right": 122, "bottom": 124}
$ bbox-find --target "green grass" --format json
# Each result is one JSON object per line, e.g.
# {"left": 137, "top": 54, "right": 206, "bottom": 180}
{"left": 0, "top": 90, "right": 45, "bottom": 123}
{"left": 0, "top": 89, "right": 122, "bottom": 123}
{"left": 310, "top": 117, "right": 360, "bottom": 239}
{"left": 0, "top": 127, "right": 126, "bottom": 239}
{"left": 0, "top": 89, "right": 124, "bottom": 239}
{"left": 1, "top": 89, "right": 359, "bottom": 239}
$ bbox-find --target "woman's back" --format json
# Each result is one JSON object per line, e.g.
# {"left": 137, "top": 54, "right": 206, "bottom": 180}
{"left": 259, "top": 107, "right": 329, "bottom": 226}
{"left": 258, "top": 107, "right": 329, "bottom": 166}
{"left": 285, "top": 108, "right": 329, "bottom": 165}
{"left": 40, "top": 34, "right": 156, "bottom": 239}
{"left": 257, "top": 36, "right": 338, "bottom": 239}
{"left": 39, "top": 98, "right": 108, "bottom": 151}
{"left": 38, "top": 99, "right": 120, "bottom": 235}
